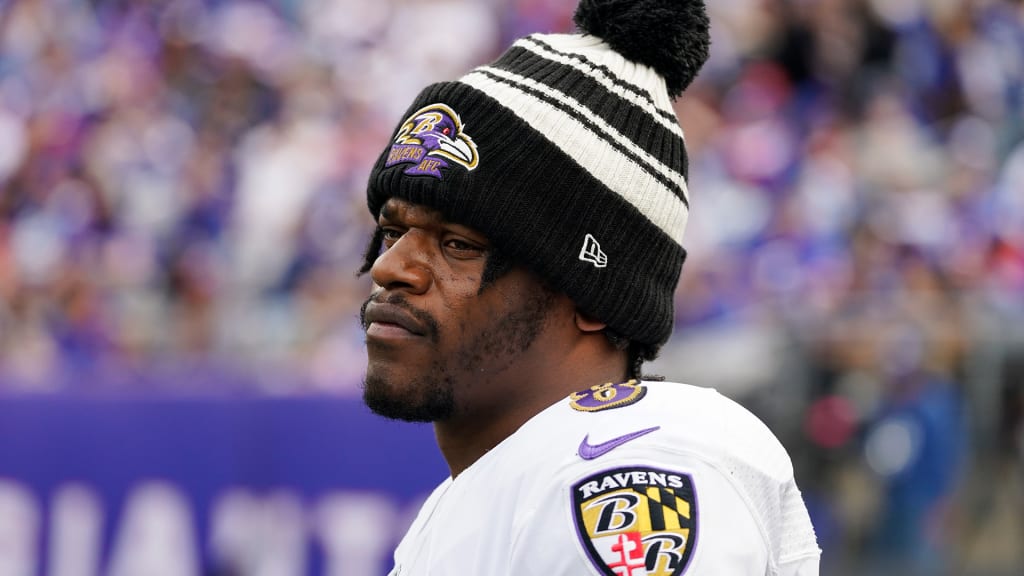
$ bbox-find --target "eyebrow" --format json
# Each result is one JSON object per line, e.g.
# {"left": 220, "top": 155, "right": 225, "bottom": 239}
{"left": 378, "top": 201, "right": 488, "bottom": 244}
{"left": 378, "top": 201, "right": 437, "bottom": 227}
{"left": 379, "top": 203, "right": 396, "bottom": 221}
{"left": 378, "top": 200, "right": 424, "bottom": 224}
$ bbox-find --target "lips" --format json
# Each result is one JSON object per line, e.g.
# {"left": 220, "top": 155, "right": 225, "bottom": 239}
{"left": 363, "top": 302, "right": 429, "bottom": 338}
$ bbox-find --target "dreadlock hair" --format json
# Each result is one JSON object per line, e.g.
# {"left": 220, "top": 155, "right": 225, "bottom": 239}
{"left": 358, "top": 226, "right": 385, "bottom": 276}
{"left": 604, "top": 329, "right": 663, "bottom": 381}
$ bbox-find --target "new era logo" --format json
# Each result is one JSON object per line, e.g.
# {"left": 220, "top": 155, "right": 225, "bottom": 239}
{"left": 579, "top": 234, "right": 608, "bottom": 268}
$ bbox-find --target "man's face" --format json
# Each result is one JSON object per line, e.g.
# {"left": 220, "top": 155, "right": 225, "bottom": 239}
{"left": 360, "top": 198, "right": 557, "bottom": 422}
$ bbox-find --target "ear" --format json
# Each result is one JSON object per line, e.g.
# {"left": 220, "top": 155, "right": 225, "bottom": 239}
{"left": 574, "top": 310, "right": 607, "bottom": 333}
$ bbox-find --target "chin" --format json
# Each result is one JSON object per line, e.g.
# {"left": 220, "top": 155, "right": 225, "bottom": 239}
{"left": 363, "top": 370, "right": 456, "bottom": 423}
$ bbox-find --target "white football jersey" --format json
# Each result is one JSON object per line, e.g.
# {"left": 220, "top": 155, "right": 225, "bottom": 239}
{"left": 389, "top": 380, "right": 820, "bottom": 576}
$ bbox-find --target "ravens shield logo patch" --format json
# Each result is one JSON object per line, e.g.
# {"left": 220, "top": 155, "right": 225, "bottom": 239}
{"left": 572, "top": 467, "right": 698, "bottom": 576}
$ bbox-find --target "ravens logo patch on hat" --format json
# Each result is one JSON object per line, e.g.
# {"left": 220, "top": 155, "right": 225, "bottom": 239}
{"left": 572, "top": 466, "right": 698, "bottom": 576}
{"left": 385, "top": 103, "right": 479, "bottom": 178}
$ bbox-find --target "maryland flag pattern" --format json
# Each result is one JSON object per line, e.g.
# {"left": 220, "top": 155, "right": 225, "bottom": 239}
{"left": 572, "top": 467, "right": 698, "bottom": 576}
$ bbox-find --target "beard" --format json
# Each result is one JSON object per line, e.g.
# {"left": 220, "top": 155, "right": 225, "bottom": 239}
{"left": 361, "top": 280, "right": 555, "bottom": 423}
{"left": 363, "top": 361, "right": 456, "bottom": 423}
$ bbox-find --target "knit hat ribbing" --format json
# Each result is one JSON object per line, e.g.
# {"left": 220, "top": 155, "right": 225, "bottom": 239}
{"left": 366, "top": 0, "right": 710, "bottom": 351}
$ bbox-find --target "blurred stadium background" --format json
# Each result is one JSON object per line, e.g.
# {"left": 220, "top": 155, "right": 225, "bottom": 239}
{"left": 0, "top": 0, "right": 1022, "bottom": 574}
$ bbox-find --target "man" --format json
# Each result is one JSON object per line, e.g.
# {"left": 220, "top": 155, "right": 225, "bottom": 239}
{"left": 358, "top": 0, "right": 821, "bottom": 574}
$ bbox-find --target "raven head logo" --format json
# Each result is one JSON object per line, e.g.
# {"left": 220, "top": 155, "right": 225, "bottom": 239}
{"left": 385, "top": 103, "right": 479, "bottom": 178}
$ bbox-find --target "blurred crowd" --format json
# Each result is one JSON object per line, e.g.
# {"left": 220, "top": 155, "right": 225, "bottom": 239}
{"left": 1, "top": 0, "right": 1022, "bottom": 573}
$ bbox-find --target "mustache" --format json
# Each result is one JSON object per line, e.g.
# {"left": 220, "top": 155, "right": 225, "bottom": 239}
{"left": 360, "top": 292, "right": 441, "bottom": 343}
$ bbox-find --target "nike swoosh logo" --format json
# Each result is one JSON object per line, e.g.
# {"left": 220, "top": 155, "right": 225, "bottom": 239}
{"left": 578, "top": 426, "right": 660, "bottom": 460}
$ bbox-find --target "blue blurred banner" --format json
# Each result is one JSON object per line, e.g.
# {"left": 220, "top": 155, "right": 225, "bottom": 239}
{"left": 0, "top": 396, "right": 448, "bottom": 576}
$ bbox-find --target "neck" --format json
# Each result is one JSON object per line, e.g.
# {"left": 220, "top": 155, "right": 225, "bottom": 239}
{"left": 434, "top": 335, "right": 627, "bottom": 478}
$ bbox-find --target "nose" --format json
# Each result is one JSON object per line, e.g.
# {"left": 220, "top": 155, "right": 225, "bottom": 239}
{"left": 369, "top": 231, "right": 432, "bottom": 295}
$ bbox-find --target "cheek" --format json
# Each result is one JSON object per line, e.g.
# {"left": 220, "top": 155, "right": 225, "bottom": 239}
{"left": 451, "top": 289, "right": 550, "bottom": 362}
{"left": 449, "top": 290, "right": 507, "bottom": 333}
{"left": 448, "top": 309, "right": 485, "bottom": 348}
{"left": 434, "top": 300, "right": 496, "bottom": 361}
{"left": 437, "top": 276, "right": 490, "bottom": 331}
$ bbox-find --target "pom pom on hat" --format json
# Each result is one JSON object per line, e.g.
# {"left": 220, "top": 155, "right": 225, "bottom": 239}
{"left": 574, "top": 0, "right": 711, "bottom": 97}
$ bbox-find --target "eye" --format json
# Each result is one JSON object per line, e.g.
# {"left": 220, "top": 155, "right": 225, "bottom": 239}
{"left": 443, "top": 236, "right": 484, "bottom": 258}
{"left": 446, "top": 239, "right": 473, "bottom": 250}
{"left": 379, "top": 226, "right": 403, "bottom": 249}
{"left": 442, "top": 127, "right": 451, "bottom": 136}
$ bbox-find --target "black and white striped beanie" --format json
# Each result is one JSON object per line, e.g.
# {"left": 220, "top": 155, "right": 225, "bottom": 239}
{"left": 366, "top": 0, "right": 710, "bottom": 351}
